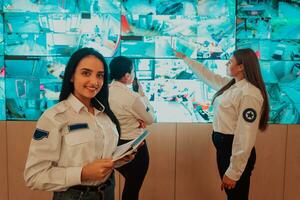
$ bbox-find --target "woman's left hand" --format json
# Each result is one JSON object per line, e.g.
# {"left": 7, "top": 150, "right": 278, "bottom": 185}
{"left": 114, "top": 150, "right": 137, "bottom": 167}
{"left": 221, "top": 175, "right": 236, "bottom": 190}
{"left": 119, "top": 153, "right": 135, "bottom": 163}
{"left": 115, "top": 141, "right": 145, "bottom": 164}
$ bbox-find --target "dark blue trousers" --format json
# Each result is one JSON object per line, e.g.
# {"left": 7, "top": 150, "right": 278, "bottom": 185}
{"left": 116, "top": 140, "right": 149, "bottom": 200}
{"left": 52, "top": 174, "right": 115, "bottom": 200}
{"left": 212, "top": 131, "right": 256, "bottom": 200}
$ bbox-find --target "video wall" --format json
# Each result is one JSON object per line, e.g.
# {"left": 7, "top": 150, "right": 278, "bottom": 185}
{"left": 0, "top": 0, "right": 299, "bottom": 124}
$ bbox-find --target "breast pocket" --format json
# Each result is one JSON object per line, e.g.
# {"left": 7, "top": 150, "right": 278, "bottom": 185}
{"left": 64, "top": 131, "right": 94, "bottom": 145}
{"left": 62, "top": 131, "right": 96, "bottom": 165}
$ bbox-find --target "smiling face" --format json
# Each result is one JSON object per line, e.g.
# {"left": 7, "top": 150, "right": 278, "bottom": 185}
{"left": 72, "top": 55, "right": 104, "bottom": 106}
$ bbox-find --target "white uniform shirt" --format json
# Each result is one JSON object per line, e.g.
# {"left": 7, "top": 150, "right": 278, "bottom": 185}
{"left": 24, "top": 94, "right": 119, "bottom": 191}
{"left": 184, "top": 57, "right": 263, "bottom": 181}
{"left": 109, "top": 81, "right": 155, "bottom": 140}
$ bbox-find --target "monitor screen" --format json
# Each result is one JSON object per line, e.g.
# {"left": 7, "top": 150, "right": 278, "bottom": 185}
{"left": 0, "top": 0, "right": 299, "bottom": 123}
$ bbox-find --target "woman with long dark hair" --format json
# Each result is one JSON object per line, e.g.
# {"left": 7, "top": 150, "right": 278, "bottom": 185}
{"left": 176, "top": 48, "right": 269, "bottom": 200}
{"left": 24, "top": 48, "right": 132, "bottom": 200}
{"left": 109, "top": 56, "right": 155, "bottom": 200}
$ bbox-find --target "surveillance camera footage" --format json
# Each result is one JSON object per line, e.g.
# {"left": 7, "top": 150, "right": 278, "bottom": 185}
{"left": 0, "top": 0, "right": 299, "bottom": 123}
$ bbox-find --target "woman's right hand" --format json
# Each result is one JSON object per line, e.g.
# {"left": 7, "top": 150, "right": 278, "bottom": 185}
{"left": 173, "top": 50, "right": 187, "bottom": 59}
{"left": 81, "top": 159, "right": 114, "bottom": 182}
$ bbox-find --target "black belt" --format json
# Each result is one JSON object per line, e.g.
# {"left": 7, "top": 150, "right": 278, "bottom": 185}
{"left": 213, "top": 131, "right": 234, "bottom": 139}
{"left": 70, "top": 176, "right": 112, "bottom": 193}
{"left": 71, "top": 183, "right": 108, "bottom": 192}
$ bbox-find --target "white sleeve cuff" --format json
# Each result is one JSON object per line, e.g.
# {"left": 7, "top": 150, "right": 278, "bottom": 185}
{"left": 141, "top": 96, "right": 148, "bottom": 103}
{"left": 225, "top": 167, "right": 241, "bottom": 181}
{"left": 66, "top": 167, "right": 83, "bottom": 186}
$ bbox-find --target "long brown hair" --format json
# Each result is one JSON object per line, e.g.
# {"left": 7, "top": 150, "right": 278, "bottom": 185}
{"left": 212, "top": 48, "right": 269, "bottom": 131}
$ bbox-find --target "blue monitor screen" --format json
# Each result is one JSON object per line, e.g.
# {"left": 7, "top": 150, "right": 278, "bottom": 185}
{"left": 0, "top": 0, "right": 299, "bottom": 124}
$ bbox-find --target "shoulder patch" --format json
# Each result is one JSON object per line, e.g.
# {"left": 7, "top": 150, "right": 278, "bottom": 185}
{"left": 33, "top": 129, "right": 49, "bottom": 140}
{"left": 68, "top": 123, "right": 89, "bottom": 132}
{"left": 243, "top": 108, "right": 257, "bottom": 123}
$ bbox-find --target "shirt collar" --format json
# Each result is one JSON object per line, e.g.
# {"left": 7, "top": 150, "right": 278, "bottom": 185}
{"left": 232, "top": 79, "right": 247, "bottom": 88}
{"left": 67, "top": 94, "right": 88, "bottom": 114}
{"left": 111, "top": 80, "right": 130, "bottom": 91}
{"left": 67, "top": 94, "right": 104, "bottom": 115}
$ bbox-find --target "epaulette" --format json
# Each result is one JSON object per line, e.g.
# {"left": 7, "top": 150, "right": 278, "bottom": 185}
{"left": 46, "top": 101, "right": 69, "bottom": 119}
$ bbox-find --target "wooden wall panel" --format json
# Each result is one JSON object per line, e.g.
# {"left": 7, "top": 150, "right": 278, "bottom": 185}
{"left": 140, "top": 123, "right": 176, "bottom": 200}
{"left": 114, "top": 171, "right": 120, "bottom": 200}
{"left": 284, "top": 125, "right": 300, "bottom": 200}
{"left": 3, "top": 122, "right": 300, "bottom": 200}
{"left": 0, "top": 121, "right": 8, "bottom": 200}
{"left": 120, "top": 123, "right": 176, "bottom": 200}
{"left": 176, "top": 124, "right": 225, "bottom": 200}
{"left": 7, "top": 121, "right": 52, "bottom": 200}
{"left": 250, "top": 125, "right": 287, "bottom": 200}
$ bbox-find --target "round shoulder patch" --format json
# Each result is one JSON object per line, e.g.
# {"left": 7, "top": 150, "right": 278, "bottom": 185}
{"left": 243, "top": 108, "right": 257, "bottom": 123}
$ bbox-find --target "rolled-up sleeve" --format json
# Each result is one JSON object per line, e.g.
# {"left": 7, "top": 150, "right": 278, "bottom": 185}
{"left": 24, "top": 114, "right": 82, "bottom": 191}
{"left": 225, "top": 95, "right": 263, "bottom": 181}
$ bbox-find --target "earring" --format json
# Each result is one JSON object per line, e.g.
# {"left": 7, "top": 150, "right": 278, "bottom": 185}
{"left": 94, "top": 97, "right": 105, "bottom": 112}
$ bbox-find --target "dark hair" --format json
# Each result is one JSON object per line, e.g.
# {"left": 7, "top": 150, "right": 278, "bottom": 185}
{"left": 212, "top": 48, "right": 269, "bottom": 131}
{"left": 109, "top": 56, "right": 133, "bottom": 80}
{"left": 59, "top": 47, "right": 120, "bottom": 134}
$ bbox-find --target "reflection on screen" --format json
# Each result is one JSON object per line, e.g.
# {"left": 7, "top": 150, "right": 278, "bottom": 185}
{"left": 135, "top": 59, "right": 228, "bottom": 122}
{"left": 0, "top": 0, "right": 299, "bottom": 123}
{"left": 0, "top": 56, "right": 4, "bottom": 119}
{"left": 261, "top": 61, "right": 300, "bottom": 124}
{"left": 0, "top": 78, "right": 5, "bottom": 120}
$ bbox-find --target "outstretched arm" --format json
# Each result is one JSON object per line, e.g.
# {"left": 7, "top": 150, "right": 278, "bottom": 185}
{"left": 175, "top": 50, "right": 231, "bottom": 91}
